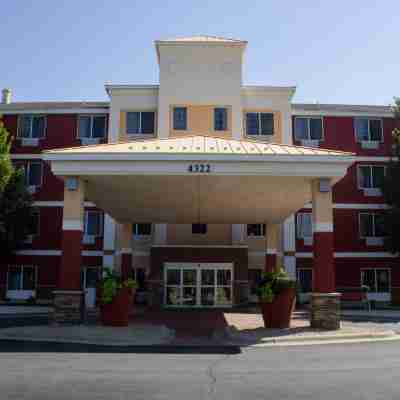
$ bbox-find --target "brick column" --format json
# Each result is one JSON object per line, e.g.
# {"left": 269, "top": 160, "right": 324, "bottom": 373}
{"left": 54, "top": 177, "right": 85, "bottom": 324}
{"left": 311, "top": 178, "right": 340, "bottom": 330}
{"left": 120, "top": 223, "right": 132, "bottom": 280}
{"left": 265, "top": 223, "right": 279, "bottom": 273}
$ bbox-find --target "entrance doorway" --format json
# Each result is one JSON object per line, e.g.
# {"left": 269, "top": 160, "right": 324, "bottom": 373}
{"left": 164, "top": 263, "right": 233, "bottom": 307}
{"left": 81, "top": 267, "right": 100, "bottom": 309}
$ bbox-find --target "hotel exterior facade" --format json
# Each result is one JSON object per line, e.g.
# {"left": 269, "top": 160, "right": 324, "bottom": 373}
{"left": 0, "top": 37, "right": 398, "bottom": 324}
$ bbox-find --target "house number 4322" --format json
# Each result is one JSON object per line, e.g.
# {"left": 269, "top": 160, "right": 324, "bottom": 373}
{"left": 188, "top": 164, "right": 211, "bottom": 173}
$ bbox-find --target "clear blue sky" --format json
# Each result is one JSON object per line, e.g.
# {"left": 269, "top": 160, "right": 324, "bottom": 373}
{"left": 1, "top": 1, "right": 399, "bottom": 105}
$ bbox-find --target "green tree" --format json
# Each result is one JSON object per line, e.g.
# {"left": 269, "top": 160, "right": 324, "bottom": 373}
{"left": 0, "top": 117, "right": 13, "bottom": 192}
{"left": 0, "top": 117, "right": 35, "bottom": 258}
{"left": 384, "top": 98, "right": 400, "bottom": 253}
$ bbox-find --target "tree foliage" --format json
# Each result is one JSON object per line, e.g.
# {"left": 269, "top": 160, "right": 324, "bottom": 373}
{"left": 0, "top": 117, "right": 13, "bottom": 193}
{"left": 0, "top": 117, "right": 35, "bottom": 259}
{"left": 384, "top": 98, "right": 400, "bottom": 253}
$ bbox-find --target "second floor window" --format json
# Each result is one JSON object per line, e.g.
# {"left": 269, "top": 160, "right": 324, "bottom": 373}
{"left": 133, "top": 223, "right": 152, "bottom": 236}
{"left": 21, "top": 161, "right": 43, "bottom": 187}
{"left": 294, "top": 117, "right": 323, "bottom": 141}
{"left": 18, "top": 115, "right": 46, "bottom": 139}
{"left": 297, "top": 213, "right": 313, "bottom": 239}
{"left": 214, "top": 108, "right": 228, "bottom": 131}
{"left": 27, "top": 211, "right": 40, "bottom": 237}
{"left": 247, "top": 224, "right": 266, "bottom": 237}
{"left": 246, "top": 113, "right": 274, "bottom": 136}
{"left": 78, "top": 115, "right": 106, "bottom": 139}
{"left": 192, "top": 224, "right": 207, "bottom": 234}
{"left": 358, "top": 165, "right": 385, "bottom": 190}
{"left": 84, "top": 211, "right": 103, "bottom": 236}
{"left": 361, "top": 269, "right": 390, "bottom": 293}
{"left": 355, "top": 118, "right": 383, "bottom": 142}
{"left": 359, "top": 213, "right": 385, "bottom": 238}
{"left": 173, "top": 107, "right": 187, "bottom": 130}
{"left": 126, "top": 112, "right": 155, "bottom": 135}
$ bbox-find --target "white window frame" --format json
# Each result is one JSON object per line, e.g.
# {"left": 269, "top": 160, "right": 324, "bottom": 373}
{"left": 133, "top": 223, "right": 153, "bottom": 237}
{"left": 360, "top": 268, "right": 391, "bottom": 299}
{"left": 296, "top": 213, "right": 313, "bottom": 244}
{"left": 6, "top": 265, "right": 37, "bottom": 300}
{"left": 84, "top": 210, "right": 103, "bottom": 237}
{"left": 246, "top": 224, "right": 266, "bottom": 238}
{"left": 17, "top": 115, "right": 46, "bottom": 139}
{"left": 214, "top": 107, "right": 228, "bottom": 131}
{"left": 172, "top": 107, "right": 187, "bottom": 131}
{"left": 294, "top": 116, "right": 324, "bottom": 142}
{"left": 245, "top": 112, "right": 275, "bottom": 137}
{"left": 354, "top": 117, "right": 383, "bottom": 143}
{"left": 126, "top": 111, "right": 156, "bottom": 136}
{"left": 77, "top": 114, "right": 107, "bottom": 140}
{"left": 357, "top": 164, "right": 386, "bottom": 195}
{"left": 359, "top": 212, "right": 385, "bottom": 239}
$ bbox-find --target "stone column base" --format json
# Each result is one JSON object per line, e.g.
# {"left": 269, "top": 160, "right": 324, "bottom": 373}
{"left": 53, "top": 290, "right": 83, "bottom": 324}
{"left": 310, "top": 293, "right": 341, "bottom": 330}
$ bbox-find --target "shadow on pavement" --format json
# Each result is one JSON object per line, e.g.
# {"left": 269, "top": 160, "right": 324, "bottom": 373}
{"left": 0, "top": 339, "right": 241, "bottom": 354}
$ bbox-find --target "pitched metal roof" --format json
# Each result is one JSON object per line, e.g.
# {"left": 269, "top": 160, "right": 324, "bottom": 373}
{"left": 45, "top": 135, "right": 353, "bottom": 158}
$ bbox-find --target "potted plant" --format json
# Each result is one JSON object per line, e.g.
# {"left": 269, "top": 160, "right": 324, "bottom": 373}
{"left": 99, "top": 267, "right": 138, "bottom": 326}
{"left": 257, "top": 269, "right": 297, "bottom": 329}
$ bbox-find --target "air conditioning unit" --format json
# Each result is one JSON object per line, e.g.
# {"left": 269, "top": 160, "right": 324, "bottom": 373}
{"left": 301, "top": 140, "right": 320, "bottom": 148}
{"left": 83, "top": 235, "right": 96, "bottom": 244}
{"left": 21, "top": 138, "right": 39, "bottom": 147}
{"left": 81, "top": 138, "right": 100, "bottom": 145}
{"left": 361, "top": 141, "right": 379, "bottom": 149}
{"left": 366, "top": 237, "right": 384, "bottom": 246}
{"left": 27, "top": 186, "right": 37, "bottom": 194}
{"left": 363, "top": 188, "right": 382, "bottom": 197}
{"left": 303, "top": 237, "right": 313, "bottom": 246}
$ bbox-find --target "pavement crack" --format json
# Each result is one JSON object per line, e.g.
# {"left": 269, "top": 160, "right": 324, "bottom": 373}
{"left": 206, "top": 354, "right": 231, "bottom": 400}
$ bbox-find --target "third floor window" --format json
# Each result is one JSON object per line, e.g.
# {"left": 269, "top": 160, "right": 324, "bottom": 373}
{"left": 126, "top": 112, "right": 155, "bottom": 135}
{"left": 294, "top": 117, "right": 323, "bottom": 142}
{"left": 246, "top": 112, "right": 274, "bottom": 136}
{"left": 355, "top": 118, "right": 383, "bottom": 143}
{"left": 18, "top": 115, "right": 46, "bottom": 139}
{"left": 359, "top": 213, "right": 385, "bottom": 238}
{"left": 78, "top": 115, "right": 107, "bottom": 139}
{"left": 214, "top": 108, "right": 228, "bottom": 131}
{"left": 358, "top": 165, "right": 385, "bottom": 190}
{"left": 173, "top": 107, "right": 187, "bottom": 130}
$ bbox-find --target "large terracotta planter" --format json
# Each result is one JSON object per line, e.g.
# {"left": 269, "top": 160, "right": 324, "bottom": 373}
{"left": 260, "top": 287, "right": 296, "bottom": 329}
{"left": 101, "top": 287, "right": 135, "bottom": 326}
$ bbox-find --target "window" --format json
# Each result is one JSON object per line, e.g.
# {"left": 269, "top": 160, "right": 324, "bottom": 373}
{"left": 18, "top": 115, "right": 46, "bottom": 138}
{"left": 247, "top": 224, "right": 266, "bottom": 237}
{"left": 361, "top": 269, "right": 390, "bottom": 293}
{"left": 359, "top": 213, "right": 385, "bottom": 238}
{"left": 296, "top": 213, "right": 313, "bottom": 239}
{"left": 192, "top": 224, "right": 207, "bottom": 234}
{"left": 78, "top": 115, "right": 107, "bottom": 139}
{"left": 297, "top": 269, "right": 313, "bottom": 293}
{"left": 294, "top": 117, "right": 323, "bottom": 141}
{"left": 246, "top": 112, "right": 274, "bottom": 136}
{"left": 355, "top": 118, "right": 383, "bottom": 142}
{"left": 133, "top": 223, "right": 152, "bottom": 236}
{"left": 7, "top": 266, "right": 36, "bottom": 291}
{"left": 214, "top": 108, "right": 228, "bottom": 131}
{"left": 173, "top": 107, "right": 187, "bottom": 130}
{"left": 20, "top": 161, "right": 42, "bottom": 187}
{"left": 358, "top": 165, "right": 385, "bottom": 189}
{"left": 27, "top": 211, "right": 40, "bottom": 237}
{"left": 84, "top": 211, "right": 103, "bottom": 236}
{"left": 126, "top": 112, "right": 155, "bottom": 135}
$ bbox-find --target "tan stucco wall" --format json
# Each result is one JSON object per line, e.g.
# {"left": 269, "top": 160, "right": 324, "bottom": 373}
{"left": 311, "top": 179, "right": 333, "bottom": 224}
{"left": 169, "top": 105, "right": 232, "bottom": 138}
{"left": 167, "top": 224, "right": 232, "bottom": 245}
{"left": 63, "top": 178, "right": 85, "bottom": 222}
{"left": 119, "top": 110, "right": 158, "bottom": 141}
{"left": 242, "top": 109, "right": 282, "bottom": 143}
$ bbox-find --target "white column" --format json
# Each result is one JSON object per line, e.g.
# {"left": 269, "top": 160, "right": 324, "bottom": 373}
{"left": 154, "top": 223, "right": 167, "bottom": 244}
{"left": 283, "top": 214, "right": 296, "bottom": 279}
{"left": 232, "top": 224, "right": 245, "bottom": 244}
{"left": 103, "top": 213, "right": 117, "bottom": 269}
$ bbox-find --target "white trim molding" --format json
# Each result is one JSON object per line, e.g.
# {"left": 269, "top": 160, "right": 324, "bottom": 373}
{"left": 11, "top": 154, "right": 43, "bottom": 160}
{"left": 313, "top": 222, "right": 334, "bottom": 232}
{"left": 266, "top": 248, "right": 278, "bottom": 255}
{"left": 62, "top": 219, "right": 83, "bottom": 231}
{"left": 295, "top": 252, "right": 398, "bottom": 259}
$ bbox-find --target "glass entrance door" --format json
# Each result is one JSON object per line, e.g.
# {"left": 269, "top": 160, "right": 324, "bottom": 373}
{"left": 164, "top": 263, "right": 233, "bottom": 307}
